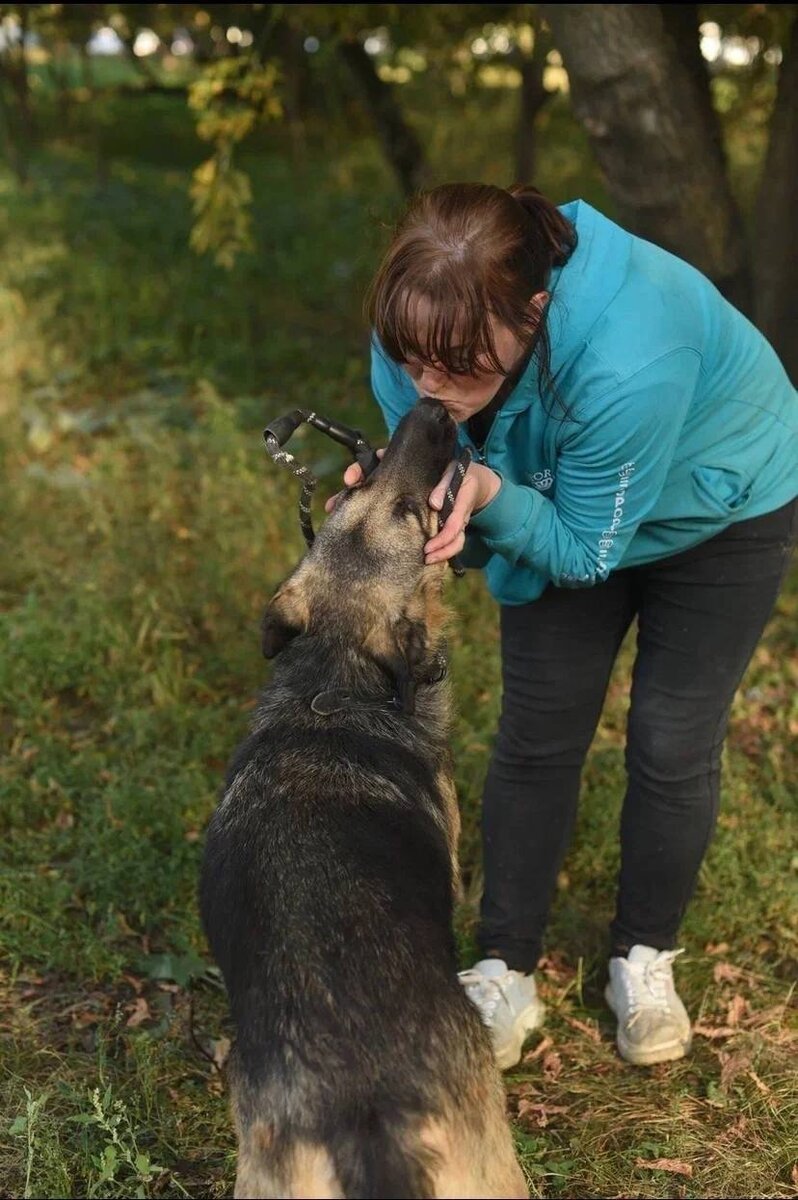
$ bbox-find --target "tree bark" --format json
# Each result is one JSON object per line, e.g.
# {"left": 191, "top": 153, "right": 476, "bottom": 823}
{"left": 659, "top": 3, "right": 726, "bottom": 171}
{"left": 541, "top": 3, "right": 751, "bottom": 314}
{"left": 0, "top": 2, "right": 33, "bottom": 183}
{"left": 514, "top": 16, "right": 553, "bottom": 184}
{"left": 751, "top": 15, "right": 798, "bottom": 383}
{"left": 337, "top": 36, "right": 426, "bottom": 197}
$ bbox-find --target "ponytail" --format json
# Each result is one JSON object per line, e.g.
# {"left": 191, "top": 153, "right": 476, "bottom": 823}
{"left": 509, "top": 184, "right": 577, "bottom": 269}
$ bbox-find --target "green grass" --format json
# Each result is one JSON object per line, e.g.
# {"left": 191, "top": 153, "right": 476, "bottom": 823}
{"left": 1, "top": 78, "right": 796, "bottom": 1199}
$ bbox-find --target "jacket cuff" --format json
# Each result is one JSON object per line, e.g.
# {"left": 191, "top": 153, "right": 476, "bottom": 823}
{"left": 468, "top": 476, "right": 536, "bottom": 546}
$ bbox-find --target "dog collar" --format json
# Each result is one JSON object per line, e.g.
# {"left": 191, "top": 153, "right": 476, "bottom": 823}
{"left": 310, "top": 652, "right": 447, "bottom": 718}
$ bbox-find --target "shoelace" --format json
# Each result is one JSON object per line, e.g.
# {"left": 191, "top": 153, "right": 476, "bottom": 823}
{"left": 622, "top": 949, "right": 684, "bottom": 1026}
{"left": 457, "top": 968, "right": 511, "bottom": 1023}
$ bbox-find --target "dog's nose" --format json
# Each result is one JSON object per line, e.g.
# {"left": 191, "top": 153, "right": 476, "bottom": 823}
{"left": 418, "top": 396, "right": 453, "bottom": 427}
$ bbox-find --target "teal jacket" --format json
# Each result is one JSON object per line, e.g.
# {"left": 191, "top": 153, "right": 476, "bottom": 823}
{"left": 371, "top": 200, "right": 798, "bottom": 605}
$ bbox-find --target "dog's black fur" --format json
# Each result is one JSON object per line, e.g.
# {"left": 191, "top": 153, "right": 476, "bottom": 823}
{"left": 200, "top": 399, "right": 527, "bottom": 1199}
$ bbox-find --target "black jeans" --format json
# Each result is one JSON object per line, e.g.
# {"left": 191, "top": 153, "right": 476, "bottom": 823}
{"left": 478, "top": 498, "right": 797, "bottom": 973}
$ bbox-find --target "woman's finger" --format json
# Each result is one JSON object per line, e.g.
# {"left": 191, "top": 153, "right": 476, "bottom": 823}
{"left": 428, "top": 461, "right": 458, "bottom": 512}
{"left": 343, "top": 463, "right": 364, "bottom": 488}
{"left": 425, "top": 527, "right": 466, "bottom": 564}
{"left": 324, "top": 490, "right": 345, "bottom": 513}
{"left": 344, "top": 446, "right": 386, "bottom": 489}
{"left": 425, "top": 478, "right": 477, "bottom": 555}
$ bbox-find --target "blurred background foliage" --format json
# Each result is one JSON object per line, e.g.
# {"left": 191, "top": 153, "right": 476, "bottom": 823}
{"left": 1, "top": 6, "right": 796, "bottom": 1198}
{"left": 0, "top": 2, "right": 796, "bottom": 373}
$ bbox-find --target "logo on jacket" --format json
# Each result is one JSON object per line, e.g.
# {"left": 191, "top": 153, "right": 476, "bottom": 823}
{"left": 530, "top": 469, "right": 554, "bottom": 491}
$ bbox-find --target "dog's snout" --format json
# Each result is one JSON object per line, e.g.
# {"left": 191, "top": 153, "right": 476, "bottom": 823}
{"left": 418, "top": 396, "right": 451, "bottom": 423}
{"left": 416, "top": 396, "right": 456, "bottom": 442}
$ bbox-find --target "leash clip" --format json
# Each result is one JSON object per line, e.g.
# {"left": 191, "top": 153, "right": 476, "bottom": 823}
{"left": 263, "top": 410, "right": 380, "bottom": 549}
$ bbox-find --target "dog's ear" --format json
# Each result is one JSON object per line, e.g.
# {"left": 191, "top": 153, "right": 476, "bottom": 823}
{"left": 261, "top": 579, "right": 310, "bottom": 658}
{"left": 388, "top": 614, "right": 429, "bottom": 715}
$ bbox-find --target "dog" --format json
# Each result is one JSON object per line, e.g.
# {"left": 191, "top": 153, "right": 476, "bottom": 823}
{"left": 199, "top": 398, "right": 528, "bottom": 1199}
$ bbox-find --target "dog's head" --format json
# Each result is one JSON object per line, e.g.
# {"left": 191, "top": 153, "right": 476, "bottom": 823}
{"left": 261, "top": 398, "right": 458, "bottom": 707}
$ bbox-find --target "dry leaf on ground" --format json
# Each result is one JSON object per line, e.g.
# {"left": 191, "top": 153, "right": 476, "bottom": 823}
{"left": 719, "top": 1048, "right": 752, "bottom": 1089}
{"left": 125, "top": 996, "right": 151, "bottom": 1027}
{"left": 562, "top": 1014, "right": 601, "bottom": 1043}
{"left": 211, "top": 1035, "right": 231, "bottom": 1070}
{"left": 542, "top": 1049, "right": 563, "bottom": 1080}
{"left": 693, "top": 1023, "right": 736, "bottom": 1040}
{"left": 635, "top": 1158, "right": 693, "bottom": 1178}
{"left": 517, "top": 1099, "right": 570, "bottom": 1128}
{"left": 726, "top": 994, "right": 749, "bottom": 1026}
{"left": 522, "top": 1035, "right": 553, "bottom": 1064}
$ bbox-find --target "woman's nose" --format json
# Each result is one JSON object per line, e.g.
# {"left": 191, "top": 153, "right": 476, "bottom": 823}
{"left": 419, "top": 366, "right": 447, "bottom": 393}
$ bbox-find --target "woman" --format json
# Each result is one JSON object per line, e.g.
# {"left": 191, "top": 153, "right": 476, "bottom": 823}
{"left": 328, "top": 183, "right": 798, "bottom": 1069}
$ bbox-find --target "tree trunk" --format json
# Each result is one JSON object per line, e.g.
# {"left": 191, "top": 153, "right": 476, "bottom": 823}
{"left": 541, "top": 3, "right": 751, "bottom": 314}
{"left": 0, "top": 2, "right": 33, "bottom": 183}
{"left": 659, "top": 3, "right": 726, "bottom": 171}
{"left": 752, "top": 15, "right": 798, "bottom": 383}
{"left": 271, "top": 17, "right": 311, "bottom": 168}
{"left": 514, "top": 16, "right": 553, "bottom": 184}
{"left": 337, "top": 36, "right": 426, "bottom": 197}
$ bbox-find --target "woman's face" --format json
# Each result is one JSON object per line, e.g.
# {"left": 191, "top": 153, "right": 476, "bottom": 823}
{"left": 400, "top": 294, "right": 547, "bottom": 423}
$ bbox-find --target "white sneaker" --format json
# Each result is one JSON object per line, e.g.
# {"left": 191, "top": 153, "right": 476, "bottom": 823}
{"left": 605, "top": 945, "right": 692, "bottom": 1066}
{"left": 458, "top": 958, "right": 545, "bottom": 1071}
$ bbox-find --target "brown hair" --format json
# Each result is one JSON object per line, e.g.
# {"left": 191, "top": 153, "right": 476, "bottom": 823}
{"left": 366, "top": 183, "right": 577, "bottom": 401}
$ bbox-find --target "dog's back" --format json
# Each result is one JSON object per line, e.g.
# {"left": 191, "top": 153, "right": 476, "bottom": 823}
{"left": 201, "top": 638, "right": 505, "bottom": 1199}
{"left": 200, "top": 399, "right": 526, "bottom": 1198}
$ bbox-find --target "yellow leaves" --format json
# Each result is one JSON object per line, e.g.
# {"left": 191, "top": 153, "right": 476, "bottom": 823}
{"left": 189, "top": 156, "right": 254, "bottom": 271}
{"left": 195, "top": 108, "right": 257, "bottom": 145}
{"left": 187, "top": 54, "right": 282, "bottom": 269}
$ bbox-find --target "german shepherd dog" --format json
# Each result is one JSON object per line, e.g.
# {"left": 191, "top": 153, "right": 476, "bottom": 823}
{"left": 200, "top": 398, "right": 527, "bottom": 1199}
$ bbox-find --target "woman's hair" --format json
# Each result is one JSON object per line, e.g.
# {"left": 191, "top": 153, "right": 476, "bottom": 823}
{"left": 365, "top": 182, "right": 577, "bottom": 402}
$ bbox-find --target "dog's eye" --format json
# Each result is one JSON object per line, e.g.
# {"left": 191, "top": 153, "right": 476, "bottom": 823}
{"left": 393, "top": 496, "right": 423, "bottom": 523}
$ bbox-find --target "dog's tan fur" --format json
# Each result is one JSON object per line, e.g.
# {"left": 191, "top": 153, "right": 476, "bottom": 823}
{"left": 201, "top": 401, "right": 527, "bottom": 1199}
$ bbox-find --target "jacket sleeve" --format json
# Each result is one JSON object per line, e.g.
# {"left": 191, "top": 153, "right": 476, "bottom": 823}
{"left": 370, "top": 338, "right": 418, "bottom": 438}
{"left": 468, "top": 350, "right": 701, "bottom": 586}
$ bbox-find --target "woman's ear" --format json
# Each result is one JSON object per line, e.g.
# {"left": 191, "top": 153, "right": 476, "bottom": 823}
{"left": 529, "top": 290, "right": 549, "bottom": 318}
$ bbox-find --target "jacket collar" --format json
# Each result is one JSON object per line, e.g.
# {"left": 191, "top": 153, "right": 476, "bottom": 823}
{"left": 495, "top": 200, "right": 632, "bottom": 418}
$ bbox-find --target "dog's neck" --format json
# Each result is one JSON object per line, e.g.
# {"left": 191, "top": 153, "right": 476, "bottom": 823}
{"left": 309, "top": 648, "right": 447, "bottom": 717}
{"left": 268, "top": 633, "right": 449, "bottom": 721}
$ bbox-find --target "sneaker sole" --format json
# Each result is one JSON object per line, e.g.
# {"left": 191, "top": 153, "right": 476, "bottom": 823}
{"left": 495, "top": 998, "right": 546, "bottom": 1072}
{"left": 604, "top": 984, "right": 692, "bottom": 1067}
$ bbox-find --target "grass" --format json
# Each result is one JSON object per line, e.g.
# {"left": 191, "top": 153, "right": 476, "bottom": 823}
{"left": 1, "top": 73, "right": 796, "bottom": 1199}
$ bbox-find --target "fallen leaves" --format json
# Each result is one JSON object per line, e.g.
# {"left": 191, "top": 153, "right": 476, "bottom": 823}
{"left": 693, "top": 1023, "right": 737, "bottom": 1040}
{"left": 718, "top": 1048, "right": 752, "bottom": 1089}
{"left": 522, "top": 1035, "right": 553, "bottom": 1064}
{"left": 211, "top": 1035, "right": 231, "bottom": 1071}
{"left": 125, "top": 996, "right": 151, "bottom": 1028}
{"left": 517, "top": 1098, "right": 570, "bottom": 1128}
{"left": 712, "top": 961, "right": 760, "bottom": 986}
{"left": 635, "top": 1157, "right": 693, "bottom": 1178}
{"left": 726, "top": 994, "right": 749, "bottom": 1027}
{"left": 562, "top": 1014, "right": 601, "bottom": 1043}
{"left": 542, "top": 1049, "right": 563, "bottom": 1081}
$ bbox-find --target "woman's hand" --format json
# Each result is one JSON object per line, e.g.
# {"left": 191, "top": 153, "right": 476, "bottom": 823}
{"left": 424, "top": 462, "right": 501, "bottom": 564}
{"left": 324, "top": 449, "right": 386, "bottom": 513}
